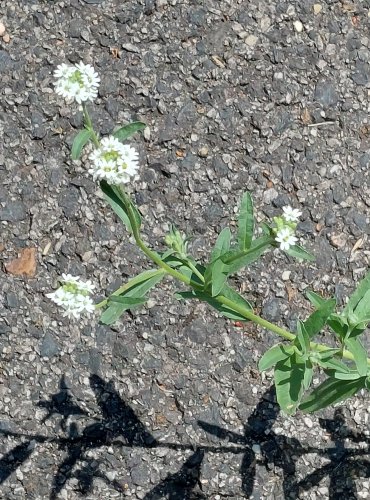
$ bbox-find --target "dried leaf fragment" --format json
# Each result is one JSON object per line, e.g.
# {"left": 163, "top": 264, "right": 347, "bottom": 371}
{"left": 5, "top": 247, "right": 37, "bottom": 277}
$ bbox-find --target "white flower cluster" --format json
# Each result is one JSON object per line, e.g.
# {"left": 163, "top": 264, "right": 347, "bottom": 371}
{"left": 46, "top": 274, "right": 95, "bottom": 319}
{"left": 274, "top": 206, "right": 302, "bottom": 251}
{"left": 54, "top": 62, "right": 100, "bottom": 104}
{"left": 88, "top": 136, "right": 139, "bottom": 184}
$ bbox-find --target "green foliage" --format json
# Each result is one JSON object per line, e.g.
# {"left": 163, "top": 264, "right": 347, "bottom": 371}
{"left": 223, "top": 235, "right": 274, "bottom": 275}
{"left": 284, "top": 244, "right": 315, "bottom": 262}
{"left": 299, "top": 376, "right": 367, "bottom": 413}
{"left": 71, "top": 129, "right": 93, "bottom": 160}
{"left": 100, "top": 180, "right": 141, "bottom": 234}
{"left": 176, "top": 283, "right": 253, "bottom": 321}
{"left": 237, "top": 192, "right": 254, "bottom": 251}
{"left": 204, "top": 228, "right": 231, "bottom": 296}
{"left": 113, "top": 121, "right": 146, "bottom": 141}
{"left": 258, "top": 344, "right": 294, "bottom": 372}
{"left": 274, "top": 353, "right": 311, "bottom": 415}
{"left": 101, "top": 269, "right": 165, "bottom": 325}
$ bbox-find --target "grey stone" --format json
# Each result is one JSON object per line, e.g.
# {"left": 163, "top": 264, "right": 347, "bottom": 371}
{"left": 0, "top": 201, "right": 28, "bottom": 222}
{"left": 314, "top": 80, "right": 338, "bottom": 108}
{"left": 5, "top": 292, "right": 20, "bottom": 309}
{"left": 351, "top": 61, "right": 370, "bottom": 86}
{"left": 31, "top": 111, "right": 46, "bottom": 139}
{"left": 182, "top": 318, "right": 208, "bottom": 344}
{"left": 0, "top": 50, "right": 14, "bottom": 71}
{"left": 58, "top": 187, "right": 80, "bottom": 218}
{"left": 40, "top": 332, "right": 59, "bottom": 358}
{"left": 262, "top": 299, "right": 281, "bottom": 322}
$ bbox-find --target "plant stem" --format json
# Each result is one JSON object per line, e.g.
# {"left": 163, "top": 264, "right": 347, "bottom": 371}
{"left": 82, "top": 103, "right": 100, "bottom": 148}
{"left": 121, "top": 191, "right": 202, "bottom": 290}
{"left": 181, "top": 257, "right": 205, "bottom": 283}
{"left": 101, "top": 190, "right": 370, "bottom": 367}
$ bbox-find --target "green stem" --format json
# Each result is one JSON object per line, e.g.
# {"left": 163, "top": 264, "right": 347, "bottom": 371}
{"left": 99, "top": 190, "right": 370, "bottom": 367}
{"left": 215, "top": 294, "right": 368, "bottom": 366}
{"left": 181, "top": 257, "right": 205, "bottom": 283}
{"left": 82, "top": 103, "right": 100, "bottom": 148}
{"left": 121, "top": 191, "right": 202, "bottom": 289}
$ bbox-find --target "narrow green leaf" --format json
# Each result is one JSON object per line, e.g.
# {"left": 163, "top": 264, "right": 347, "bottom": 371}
{"left": 306, "top": 291, "right": 329, "bottom": 309}
{"left": 352, "top": 289, "right": 370, "bottom": 324}
{"left": 345, "top": 337, "right": 368, "bottom": 376}
{"left": 100, "top": 269, "right": 165, "bottom": 325}
{"left": 238, "top": 192, "right": 254, "bottom": 251}
{"left": 223, "top": 235, "right": 273, "bottom": 275}
{"left": 299, "top": 376, "right": 366, "bottom": 413}
{"left": 210, "top": 227, "right": 231, "bottom": 262}
{"left": 303, "top": 361, "right": 313, "bottom": 390}
{"left": 205, "top": 228, "right": 231, "bottom": 296}
{"left": 109, "top": 296, "right": 147, "bottom": 306}
{"left": 100, "top": 180, "right": 141, "bottom": 233}
{"left": 113, "top": 121, "right": 146, "bottom": 141}
{"left": 71, "top": 129, "right": 92, "bottom": 160}
{"left": 258, "top": 344, "right": 293, "bottom": 372}
{"left": 303, "top": 299, "right": 336, "bottom": 339}
{"left": 296, "top": 321, "right": 310, "bottom": 355}
{"left": 274, "top": 354, "right": 306, "bottom": 415}
{"left": 315, "top": 354, "right": 349, "bottom": 373}
{"left": 325, "top": 369, "right": 362, "bottom": 381}
{"left": 175, "top": 284, "right": 252, "bottom": 321}
{"left": 284, "top": 244, "right": 315, "bottom": 262}
{"left": 220, "top": 284, "right": 253, "bottom": 315}
{"left": 343, "top": 271, "right": 370, "bottom": 316}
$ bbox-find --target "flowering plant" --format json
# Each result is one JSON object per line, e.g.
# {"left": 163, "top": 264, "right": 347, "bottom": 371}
{"left": 50, "top": 62, "right": 370, "bottom": 415}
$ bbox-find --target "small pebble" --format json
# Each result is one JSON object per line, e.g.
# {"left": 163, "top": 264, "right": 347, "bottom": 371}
{"left": 313, "top": 4, "right": 322, "bottom": 14}
{"left": 245, "top": 34, "right": 258, "bottom": 47}
{"left": 198, "top": 146, "right": 209, "bottom": 158}
{"left": 293, "top": 20, "right": 304, "bottom": 33}
{"left": 3, "top": 33, "right": 10, "bottom": 43}
{"left": 0, "top": 22, "right": 5, "bottom": 37}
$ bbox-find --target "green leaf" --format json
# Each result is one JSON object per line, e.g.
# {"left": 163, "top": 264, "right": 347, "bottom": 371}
{"left": 100, "top": 269, "right": 165, "bottom": 325}
{"left": 314, "top": 353, "right": 348, "bottom": 372}
{"left": 113, "top": 121, "right": 146, "bottom": 141}
{"left": 175, "top": 284, "right": 252, "bottom": 321}
{"left": 303, "top": 298, "right": 336, "bottom": 339}
{"left": 109, "top": 296, "right": 147, "bottom": 306}
{"left": 284, "top": 244, "right": 315, "bottom": 262}
{"left": 352, "top": 289, "right": 370, "bottom": 324}
{"left": 345, "top": 337, "right": 368, "bottom": 376}
{"left": 100, "top": 180, "right": 141, "bottom": 233}
{"left": 299, "top": 376, "right": 366, "bottom": 413}
{"left": 71, "top": 129, "right": 92, "bottom": 160}
{"left": 258, "top": 344, "right": 294, "bottom": 372}
{"left": 222, "top": 235, "right": 273, "bottom": 275}
{"left": 306, "top": 291, "right": 329, "bottom": 309}
{"left": 325, "top": 369, "right": 363, "bottom": 381}
{"left": 205, "top": 228, "right": 231, "bottom": 296}
{"left": 210, "top": 227, "right": 232, "bottom": 262}
{"left": 343, "top": 271, "right": 370, "bottom": 316}
{"left": 238, "top": 192, "right": 254, "bottom": 251}
{"left": 303, "top": 361, "right": 313, "bottom": 390}
{"left": 274, "top": 354, "right": 306, "bottom": 415}
{"left": 296, "top": 321, "right": 310, "bottom": 355}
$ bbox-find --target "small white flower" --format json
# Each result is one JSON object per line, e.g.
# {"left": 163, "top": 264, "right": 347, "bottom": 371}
{"left": 275, "top": 227, "right": 298, "bottom": 251}
{"left": 54, "top": 62, "right": 100, "bottom": 104}
{"left": 88, "top": 136, "right": 140, "bottom": 184}
{"left": 282, "top": 206, "right": 302, "bottom": 223}
{"left": 46, "top": 275, "right": 96, "bottom": 319}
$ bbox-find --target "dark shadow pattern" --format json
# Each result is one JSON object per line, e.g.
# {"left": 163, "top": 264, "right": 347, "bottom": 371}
{"left": 295, "top": 408, "right": 370, "bottom": 499}
{"left": 0, "top": 376, "right": 369, "bottom": 498}
{"left": 198, "top": 387, "right": 303, "bottom": 498}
